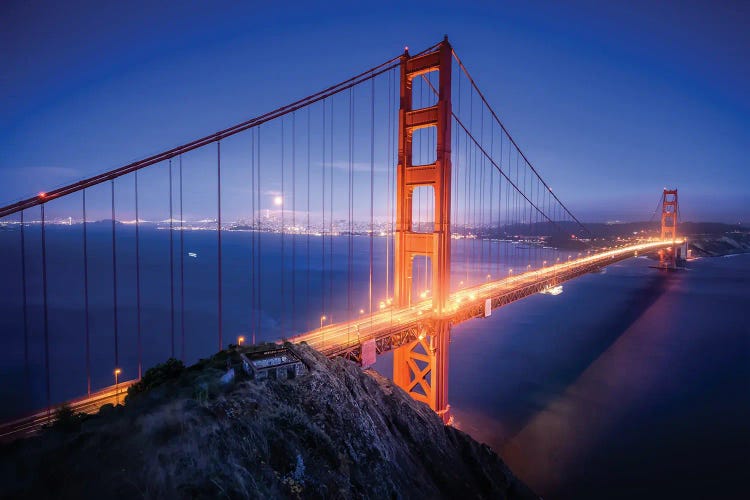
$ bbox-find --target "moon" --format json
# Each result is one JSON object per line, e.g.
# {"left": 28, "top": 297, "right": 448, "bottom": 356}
{"left": 273, "top": 195, "right": 283, "bottom": 206}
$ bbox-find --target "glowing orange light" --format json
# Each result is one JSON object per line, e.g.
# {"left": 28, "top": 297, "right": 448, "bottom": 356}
{"left": 38, "top": 192, "right": 46, "bottom": 198}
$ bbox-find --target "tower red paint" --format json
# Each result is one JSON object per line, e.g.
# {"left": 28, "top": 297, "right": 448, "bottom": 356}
{"left": 393, "top": 38, "right": 452, "bottom": 421}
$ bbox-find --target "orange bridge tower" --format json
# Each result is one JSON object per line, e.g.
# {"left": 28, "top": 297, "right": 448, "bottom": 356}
{"left": 393, "top": 37, "right": 452, "bottom": 421}
{"left": 659, "top": 189, "right": 680, "bottom": 268}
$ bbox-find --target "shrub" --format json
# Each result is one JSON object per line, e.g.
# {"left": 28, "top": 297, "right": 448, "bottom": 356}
{"left": 50, "top": 405, "right": 85, "bottom": 431}
{"left": 127, "top": 358, "right": 185, "bottom": 399}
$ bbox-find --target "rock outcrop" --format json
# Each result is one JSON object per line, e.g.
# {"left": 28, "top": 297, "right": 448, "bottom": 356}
{"left": 689, "top": 232, "right": 750, "bottom": 257}
{"left": 0, "top": 343, "right": 537, "bottom": 499}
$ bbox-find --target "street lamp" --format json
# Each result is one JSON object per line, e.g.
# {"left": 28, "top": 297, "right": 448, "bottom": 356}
{"left": 320, "top": 315, "right": 327, "bottom": 329}
{"left": 114, "top": 368, "right": 122, "bottom": 405}
{"left": 486, "top": 273, "right": 491, "bottom": 282}
{"left": 237, "top": 336, "right": 245, "bottom": 346}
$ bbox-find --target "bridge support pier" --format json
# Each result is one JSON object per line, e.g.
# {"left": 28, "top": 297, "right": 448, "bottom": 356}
{"left": 393, "top": 321, "right": 451, "bottom": 422}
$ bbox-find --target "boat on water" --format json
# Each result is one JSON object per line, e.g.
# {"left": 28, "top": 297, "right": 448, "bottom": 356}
{"left": 540, "top": 285, "right": 563, "bottom": 296}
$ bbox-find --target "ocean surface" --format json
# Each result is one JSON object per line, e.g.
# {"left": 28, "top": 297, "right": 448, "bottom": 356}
{"left": 428, "top": 252, "right": 749, "bottom": 499}
{"left": 1, "top": 226, "right": 748, "bottom": 498}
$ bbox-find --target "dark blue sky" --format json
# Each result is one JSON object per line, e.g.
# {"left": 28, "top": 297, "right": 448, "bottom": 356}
{"left": 1, "top": 0, "right": 748, "bottom": 223}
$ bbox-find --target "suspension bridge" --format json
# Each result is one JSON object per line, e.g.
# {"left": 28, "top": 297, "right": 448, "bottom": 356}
{"left": 0, "top": 37, "right": 681, "bottom": 437}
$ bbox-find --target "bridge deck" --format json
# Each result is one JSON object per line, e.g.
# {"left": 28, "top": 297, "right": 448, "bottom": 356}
{"left": 289, "top": 240, "right": 677, "bottom": 358}
{"left": 0, "top": 380, "right": 136, "bottom": 443}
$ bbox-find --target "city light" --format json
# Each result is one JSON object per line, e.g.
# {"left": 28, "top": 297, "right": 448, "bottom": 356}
{"left": 114, "top": 368, "right": 122, "bottom": 405}
{"left": 237, "top": 336, "right": 245, "bottom": 346}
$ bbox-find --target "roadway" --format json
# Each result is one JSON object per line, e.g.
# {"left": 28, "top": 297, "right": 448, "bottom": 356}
{"left": 0, "top": 380, "right": 136, "bottom": 443}
{"left": 289, "top": 239, "right": 679, "bottom": 356}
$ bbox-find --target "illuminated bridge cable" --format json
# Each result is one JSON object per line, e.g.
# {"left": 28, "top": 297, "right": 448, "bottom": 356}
{"left": 0, "top": 55, "right": 402, "bottom": 219}
{"left": 452, "top": 114, "right": 566, "bottom": 232}
{"left": 451, "top": 49, "right": 590, "bottom": 237}
{"left": 648, "top": 193, "right": 663, "bottom": 223}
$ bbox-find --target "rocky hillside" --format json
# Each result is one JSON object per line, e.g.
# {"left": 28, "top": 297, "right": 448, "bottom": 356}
{"left": 0, "top": 343, "right": 537, "bottom": 499}
{"left": 689, "top": 232, "right": 750, "bottom": 257}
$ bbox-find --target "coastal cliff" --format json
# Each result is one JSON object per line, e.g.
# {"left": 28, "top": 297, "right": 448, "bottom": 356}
{"left": 688, "top": 232, "right": 750, "bottom": 257}
{"left": 0, "top": 343, "right": 536, "bottom": 499}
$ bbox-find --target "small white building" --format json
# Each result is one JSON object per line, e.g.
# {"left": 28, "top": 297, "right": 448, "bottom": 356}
{"left": 241, "top": 348, "right": 305, "bottom": 381}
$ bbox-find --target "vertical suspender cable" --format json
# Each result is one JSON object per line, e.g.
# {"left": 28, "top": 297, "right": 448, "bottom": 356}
{"left": 250, "top": 126, "right": 257, "bottom": 344}
{"left": 179, "top": 156, "right": 185, "bottom": 360}
{"left": 169, "top": 159, "right": 175, "bottom": 358}
{"left": 329, "top": 99, "right": 333, "bottom": 315}
{"left": 385, "top": 69, "right": 391, "bottom": 300}
{"left": 489, "top": 119, "right": 494, "bottom": 273}
{"left": 369, "top": 77, "right": 375, "bottom": 315}
{"left": 111, "top": 180, "right": 119, "bottom": 371}
{"left": 41, "top": 204, "right": 50, "bottom": 414}
{"left": 280, "top": 119, "right": 285, "bottom": 336}
{"left": 292, "top": 112, "right": 296, "bottom": 334}
{"left": 82, "top": 192, "right": 91, "bottom": 394}
{"left": 291, "top": 111, "right": 297, "bottom": 335}
{"left": 135, "top": 172, "right": 142, "bottom": 378}
{"left": 321, "top": 101, "right": 326, "bottom": 319}
{"left": 256, "top": 127, "right": 262, "bottom": 343}
{"left": 346, "top": 88, "right": 354, "bottom": 344}
{"left": 20, "top": 210, "right": 30, "bottom": 393}
{"left": 481, "top": 117, "right": 485, "bottom": 275}
{"left": 306, "top": 107, "right": 311, "bottom": 328}
{"left": 217, "top": 141, "right": 223, "bottom": 351}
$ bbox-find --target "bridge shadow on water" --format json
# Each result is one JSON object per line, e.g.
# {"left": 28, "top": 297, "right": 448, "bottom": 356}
{"left": 510, "top": 272, "right": 674, "bottom": 431}
{"left": 443, "top": 264, "right": 683, "bottom": 498}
